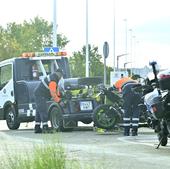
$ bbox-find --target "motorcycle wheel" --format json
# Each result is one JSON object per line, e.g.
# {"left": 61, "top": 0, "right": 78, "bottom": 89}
{"left": 93, "top": 104, "right": 119, "bottom": 129}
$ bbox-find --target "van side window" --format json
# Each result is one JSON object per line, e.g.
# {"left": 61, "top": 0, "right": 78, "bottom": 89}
{"left": 42, "top": 60, "right": 51, "bottom": 75}
{"left": 0, "top": 64, "right": 12, "bottom": 90}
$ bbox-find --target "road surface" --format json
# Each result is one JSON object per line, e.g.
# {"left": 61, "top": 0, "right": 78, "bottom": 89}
{"left": 0, "top": 121, "right": 170, "bottom": 169}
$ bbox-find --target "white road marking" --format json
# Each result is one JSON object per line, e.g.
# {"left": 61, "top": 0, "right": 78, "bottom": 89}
{"left": 117, "top": 135, "right": 163, "bottom": 147}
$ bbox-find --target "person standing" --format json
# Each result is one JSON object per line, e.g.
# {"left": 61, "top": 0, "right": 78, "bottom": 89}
{"left": 121, "top": 81, "right": 141, "bottom": 136}
{"left": 34, "top": 69, "right": 63, "bottom": 133}
{"left": 114, "top": 74, "right": 132, "bottom": 92}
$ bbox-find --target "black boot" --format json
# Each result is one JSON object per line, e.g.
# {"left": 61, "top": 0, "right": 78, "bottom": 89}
{"left": 42, "top": 124, "right": 49, "bottom": 133}
{"left": 42, "top": 125, "right": 54, "bottom": 133}
{"left": 124, "top": 127, "right": 130, "bottom": 136}
{"left": 34, "top": 125, "right": 42, "bottom": 133}
{"left": 132, "top": 127, "right": 138, "bottom": 136}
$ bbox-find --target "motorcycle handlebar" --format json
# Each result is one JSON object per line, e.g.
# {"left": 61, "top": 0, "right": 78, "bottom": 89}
{"left": 132, "top": 84, "right": 154, "bottom": 95}
{"left": 149, "top": 61, "right": 161, "bottom": 95}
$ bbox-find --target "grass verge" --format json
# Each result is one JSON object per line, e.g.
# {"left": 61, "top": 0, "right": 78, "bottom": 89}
{"left": 2, "top": 142, "right": 80, "bottom": 169}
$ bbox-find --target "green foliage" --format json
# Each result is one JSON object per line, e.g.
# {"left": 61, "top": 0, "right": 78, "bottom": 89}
{"left": 131, "top": 74, "right": 141, "bottom": 80}
{"left": 3, "top": 143, "right": 80, "bottom": 169}
{"left": 0, "top": 16, "right": 69, "bottom": 61}
{"left": 0, "top": 17, "right": 113, "bottom": 84}
{"left": 69, "top": 45, "right": 113, "bottom": 84}
{"left": 32, "top": 144, "right": 66, "bottom": 169}
{"left": 69, "top": 50, "right": 86, "bottom": 77}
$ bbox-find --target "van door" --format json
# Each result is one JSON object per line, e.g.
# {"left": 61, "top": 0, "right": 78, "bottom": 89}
{"left": 0, "top": 64, "right": 14, "bottom": 118}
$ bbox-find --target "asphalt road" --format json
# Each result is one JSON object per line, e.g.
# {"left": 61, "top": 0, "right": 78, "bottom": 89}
{"left": 0, "top": 121, "right": 170, "bottom": 169}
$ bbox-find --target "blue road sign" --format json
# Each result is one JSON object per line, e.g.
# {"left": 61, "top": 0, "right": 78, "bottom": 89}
{"left": 44, "top": 47, "right": 59, "bottom": 53}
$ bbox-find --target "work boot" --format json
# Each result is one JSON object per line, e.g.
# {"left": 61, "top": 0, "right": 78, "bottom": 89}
{"left": 34, "top": 125, "right": 42, "bottom": 134}
{"left": 124, "top": 127, "right": 130, "bottom": 136}
{"left": 42, "top": 125, "right": 54, "bottom": 133}
{"left": 132, "top": 127, "right": 138, "bottom": 136}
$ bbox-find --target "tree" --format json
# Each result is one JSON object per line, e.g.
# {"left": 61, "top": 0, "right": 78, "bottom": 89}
{"left": 0, "top": 16, "right": 69, "bottom": 61}
{"left": 69, "top": 45, "right": 113, "bottom": 84}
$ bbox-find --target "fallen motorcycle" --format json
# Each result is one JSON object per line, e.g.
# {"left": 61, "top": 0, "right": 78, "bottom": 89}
{"left": 93, "top": 86, "right": 123, "bottom": 130}
{"left": 93, "top": 85, "right": 149, "bottom": 130}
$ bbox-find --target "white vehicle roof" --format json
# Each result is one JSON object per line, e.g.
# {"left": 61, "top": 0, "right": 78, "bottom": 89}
{"left": 29, "top": 56, "right": 62, "bottom": 60}
{"left": 0, "top": 58, "right": 16, "bottom": 66}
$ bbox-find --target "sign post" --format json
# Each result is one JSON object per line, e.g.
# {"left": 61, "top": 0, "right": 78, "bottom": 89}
{"left": 103, "top": 41, "right": 109, "bottom": 86}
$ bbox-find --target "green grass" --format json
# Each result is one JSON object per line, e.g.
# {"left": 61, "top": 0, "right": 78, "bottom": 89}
{"left": 2, "top": 143, "right": 80, "bottom": 169}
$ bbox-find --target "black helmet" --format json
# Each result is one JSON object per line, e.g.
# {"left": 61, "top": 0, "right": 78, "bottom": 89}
{"left": 56, "top": 68, "right": 63, "bottom": 75}
{"left": 51, "top": 70, "right": 63, "bottom": 81}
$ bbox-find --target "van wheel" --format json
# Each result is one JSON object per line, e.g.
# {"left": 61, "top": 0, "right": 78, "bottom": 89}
{"left": 50, "top": 106, "right": 64, "bottom": 131}
{"left": 6, "top": 106, "right": 20, "bottom": 130}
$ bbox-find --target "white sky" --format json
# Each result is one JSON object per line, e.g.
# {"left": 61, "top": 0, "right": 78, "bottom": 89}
{"left": 0, "top": 0, "right": 170, "bottom": 69}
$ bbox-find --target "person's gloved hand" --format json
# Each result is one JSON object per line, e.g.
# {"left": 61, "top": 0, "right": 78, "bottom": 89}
{"left": 59, "top": 99, "right": 65, "bottom": 107}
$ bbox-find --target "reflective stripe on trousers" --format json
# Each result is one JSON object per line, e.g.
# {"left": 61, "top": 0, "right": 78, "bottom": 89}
{"left": 123, "top": 117, "right": 131, "bottom": 127}
{"left": 132, "top": 118, "right": 139, "bottom": 127}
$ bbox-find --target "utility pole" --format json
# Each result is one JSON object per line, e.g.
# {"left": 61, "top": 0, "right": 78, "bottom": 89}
{"left": 85, "top": 0, "right": 89, "bottom": 77}
{"left": 129, "top": 29, "right": 133, "bottom": 76}
{"left": 113, "top": 0, "right": 116, "bottom": 72}
{"left": 123, "top": 19, "right": 128, "bottom": 64}
{"left": 53, "top": 0, "right": 57, "bottom": 47}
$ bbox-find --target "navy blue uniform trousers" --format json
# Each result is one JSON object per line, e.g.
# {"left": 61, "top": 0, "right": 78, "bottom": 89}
{"left": 34, "top": 95, "right": 48, "bottom": 124}
{"left": 122, "top": 83, "right": 141, "bottom": 134}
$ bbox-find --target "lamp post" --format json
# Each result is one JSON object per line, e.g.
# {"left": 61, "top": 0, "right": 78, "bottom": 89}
{"left": 124, "top": 62, "right": 131, "bottom": 69}
{"left": 113, "top": 0, "right": 116, "bottom": 71}
{"left": 117, "top": 53, "right": 128, "bottom": 70}
{"left": 124, "top": 62, "right": 131, "bottom": 76}
{"left": 53, "top": 0, "right": 57, "bottom": 47}
{"left": 85, "top": 0, "right": 89, "bottom": 77}
{"left": 129, "top": 29, "right": 133, "bottom": 76}
{"left": 134, "top": 40, "right": 139, "bottom": 68}
{"left": 123, "top": 19, "right": 128, "bottom": 63}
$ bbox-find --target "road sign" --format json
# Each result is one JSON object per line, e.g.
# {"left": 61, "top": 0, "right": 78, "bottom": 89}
{"left": 43, "top": 47, "right": 59, "bottom": 53}
{"left": 103, "top": 41, "right": 109, "bottom": 58}
{"left": 103, "top": 41, "right": 109, "bottom": 85}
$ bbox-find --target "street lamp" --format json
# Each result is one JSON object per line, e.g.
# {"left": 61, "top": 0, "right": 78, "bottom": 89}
{"left": 117, "top": 53, "right": 128, "bottom": 70}
{"left": 124, "top": 62, "right": 131, "bottom": 69}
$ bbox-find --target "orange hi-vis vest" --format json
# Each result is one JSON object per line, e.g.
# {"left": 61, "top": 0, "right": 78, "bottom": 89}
{"left": 114, "top": 77, "right": 132, "bottom": 92}
{"left": 49, "top": 81, "right": 61, "bottom": 103}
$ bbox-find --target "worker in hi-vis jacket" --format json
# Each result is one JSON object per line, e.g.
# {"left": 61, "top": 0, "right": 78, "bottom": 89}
{"left": 34, "top": 69, "right": 63, "bottom": 133}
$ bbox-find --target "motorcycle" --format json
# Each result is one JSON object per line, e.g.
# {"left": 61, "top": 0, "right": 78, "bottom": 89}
{"left": 143, "top": 61, "right": 170, "bottom": 148}
{"left": 93, "top": 84, "right": 149, "bottom": 130}
{"left": 93, "top": 86, "right": 123, "bottom": 130}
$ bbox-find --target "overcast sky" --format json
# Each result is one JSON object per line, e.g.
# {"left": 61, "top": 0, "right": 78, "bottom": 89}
{"left": 0, "top": 0, "right": 170, "bottom": 69}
